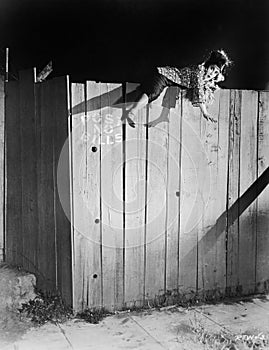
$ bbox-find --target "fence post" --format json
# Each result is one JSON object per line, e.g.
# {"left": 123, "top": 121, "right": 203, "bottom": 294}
{"left": 0, "top": 76, "right": 4, "bottom": 261}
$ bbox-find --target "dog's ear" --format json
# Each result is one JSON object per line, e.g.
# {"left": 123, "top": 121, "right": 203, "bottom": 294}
{"left": 185, "top": 88, "right": 194, "bottom": 103}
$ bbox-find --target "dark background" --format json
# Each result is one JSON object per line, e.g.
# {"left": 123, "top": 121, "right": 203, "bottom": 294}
{"left": 0, "top": 0, "right": 268, "bottom": 89}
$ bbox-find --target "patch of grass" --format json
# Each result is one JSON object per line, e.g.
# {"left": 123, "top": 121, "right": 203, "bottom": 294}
{"left": 144, "top": 288, "right": 269, "bottom": 311}
{"left": 76, "top": 307, "right": 111, "bottom": 324}
{"left": 19, "top": 291, "right": 112, "bottom": 326}
{"left": 144, "top": 288, "right": 223, "bottom": 309}
{"left": 190, "top": 313, "right": 269, "bottom": 349}
{"left": 19, "top": 291, "right": 73, "bottom": 326}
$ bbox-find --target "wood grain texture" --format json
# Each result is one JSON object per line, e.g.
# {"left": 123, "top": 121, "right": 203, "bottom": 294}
{"left": 70, "top": 82, "right": 87, "bottom": 310}
{"left": 5, "top": 81, "right": 22, "bottom": 266}
{"left": 53, "top": 76, "right": 72, "bottom": 304}
{"left": 197, "top": 90, "right": 230, "bottom": 296}
{"left": 144, "top": 88, "right": 168, "bottom": 301}
{"left": 124, "top": 83, "right": 147, "bottom": 306}
{"left": 215, "top": 90, "right": 230, "bottom": 293}
{"left": 100, "top": 83, "right": 124, "bottom": 310}
{"left": 85, "top": 81, "right": 102, "bottom": 308}
{"left": 226, "top": 90, "right": 241, "bottom": 294}
{"left": 165, "top": 87, "right": 181, "bottom": 292}
{"left": 36, "top": 80, "right": 57, "bottom": 291}
{"left": 256, "top": 91, "right": 269, "bottom": 292}
{"left": 0, "top": 76, "right": 5, "bottom": 261}
{"left": 19, "top": 70, "right": 38, "bottom": 273}
{"left": 179, "top": 94, "right": 202, "bottom": 297}
{"left": 238, "top": 90, "right": 258, "bottom": 295}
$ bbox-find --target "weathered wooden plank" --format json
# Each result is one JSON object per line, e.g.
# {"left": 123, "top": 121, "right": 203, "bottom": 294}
{"left": 70, "top": 82, "right": 87, "bottom": 311}
{"left": 226, "top": 90, "right": 241, "bottom": 295}
{"left": 197, "top": 89, "right": 230, "bottom": 296}
{"left": 100, "top": 82, "right": 124, "bottom": 310}
{"left": 179, "top": 95, "right": 204, "bottom": 297}
{"left": 53, "top": 76, "right": 72, "bottom": 304}
{"left": 19, "top": 69, "right": 38, "bottom": 273}
{"left": 145, "top": 89, "right": 168, "bottom": 301}
{"left": 36, "top": 80, "right": 57, "bottom": 291}
{"left": 166, "top": 87, "right": 181, "bottom": 291}
{"left": 214, "top": 90, "right": 230, "bottom": 292}
{"left": 256, "top": 91, "right": 269, "bottom": 292}
{"left": 197, "top": 94, "right": 220, "bottom": 296}
{"left": 0, "top": 76, "right": 5, "bottom": 261}
{"left": 5, "top": 81, "right": 22, "bottom": 266}
{"left": 239, "top": 90, "right": 258, "bottom": 295}
{"left": 124, "top": 83, "right": 146, "bottom": 307}
{"left": 85, "top": 81, "right": 102, "bottom": 308}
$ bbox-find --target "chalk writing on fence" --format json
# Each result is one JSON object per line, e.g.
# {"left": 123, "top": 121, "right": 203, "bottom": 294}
{"left": 79, "top": 110, "right": 122, "bottom": 145}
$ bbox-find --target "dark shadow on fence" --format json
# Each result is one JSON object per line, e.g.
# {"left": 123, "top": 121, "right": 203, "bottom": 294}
{"left": 182, "top": 166, "right": 269, "bottom": 261}
{"left": 70, "top": 85, "right": 180, "bottom": 116}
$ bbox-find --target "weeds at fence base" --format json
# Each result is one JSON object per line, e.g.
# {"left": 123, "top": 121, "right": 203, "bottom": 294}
{"left": 19, "top": 288, "right": 269, "bottom": 330}
{"left": 75, "top": 308, "right": 111, "bottom": 324}
{"left": 145, "top": 288, "right": 269, "bottom": 310}
{"left": 19, "top": 290, "right": 112, "bottom": 325}
{"left": 19, "top": 291, "right": 73, "bottom": 326}
{"left": 144, "top": 288, "right": 227, "bottom": 309}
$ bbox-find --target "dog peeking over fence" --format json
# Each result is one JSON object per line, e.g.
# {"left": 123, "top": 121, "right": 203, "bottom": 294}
{"left": 121, "top": 49, "right": 232, "bottom": 128}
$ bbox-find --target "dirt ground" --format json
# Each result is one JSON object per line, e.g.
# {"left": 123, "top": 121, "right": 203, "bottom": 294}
{"left": 1, "top": 296, "right": 269, "bottom": 350}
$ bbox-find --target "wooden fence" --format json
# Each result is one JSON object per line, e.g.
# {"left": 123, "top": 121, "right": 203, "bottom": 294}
{"left": 3, "top": 70, "right": 269, "bottom": 310}
{"left": 5, "top": 70, "right": 72, "bottom": 303}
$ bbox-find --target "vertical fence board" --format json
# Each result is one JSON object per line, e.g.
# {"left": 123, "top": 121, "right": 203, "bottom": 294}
{"left": 166, "top": 87, "right": 181, "bottom": 291}
{"left": 124, "top": 83, "right": 146, "bottom": 306}
{"left": 256, "top": 91, "right": 269, "bottom": 292}
{"left": 100, "top": 83, "right": 124, "bottom": 309}
{"left": 5, "top": 81, "right": 22, "bottom": 266}
{"left": 19, "top": 69, "right": 38, "bottom": 273}
{"left": 71, "top": 83, "right": 86, "bottom": 310}
{"left": 197, "top": 92, "right": 220, "bottom": 295}
{"left": 215, "top": 90, "right": 230, "bottom": 291}
{"left": 193, "top": 109, "right": 212, "bottom": 298}
{"left": 179, "top": 97, "right": 202, "bottom": 296}
{"left": 53, "top": 76, "right": 72, "bottom": 304}
{"left": 36, "top": 81, "right": 57, "bottom": 290}
{"left": 85, "top": 81, "right": 102, "bottom": 308}
{"left": 0, "top": 76, "right": 4, "bottom": 261}
{"left": 226, "top": 90, "right": 241, "bottom": 294}
{"left": 239, "top": 90, "right": 258, "bottom": 294}
{"left": 145, "top": 90, "right": 168, "bottom": 300}
{"left": 197, "top": 90, "right": 229, "bottom": 295}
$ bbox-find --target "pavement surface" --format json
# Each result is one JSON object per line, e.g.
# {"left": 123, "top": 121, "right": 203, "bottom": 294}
{"left": 1, "top": 296, "right": 269, "bottom": 350}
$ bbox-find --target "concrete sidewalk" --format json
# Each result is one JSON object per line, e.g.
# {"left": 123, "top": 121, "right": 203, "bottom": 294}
{"left": 2, "top": 296, "right": 269, "bottom": 350}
